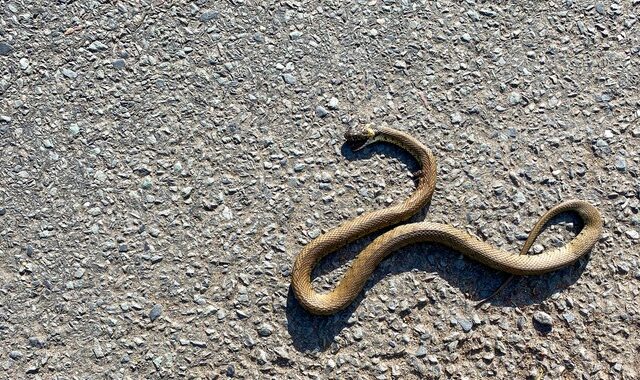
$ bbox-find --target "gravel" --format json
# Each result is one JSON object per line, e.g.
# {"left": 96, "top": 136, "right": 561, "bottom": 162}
{"left": 533, "top": 311, "right": 554, "bottom": 328}
{"left": 148, "top": 304, "right": 162, "bottom": 322}
{"left": 0, "top": 42, "right": 13, "bottom": 56}
{"left": 315, "top": 105, "right": 329, "bottom": 118}
{"left": 1, "top": 1, "right": 639, "bottom": 379}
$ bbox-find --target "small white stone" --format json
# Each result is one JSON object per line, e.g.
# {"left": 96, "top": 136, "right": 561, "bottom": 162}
{"left": 509, "top": 92, "right": 522, "bottom": 105}
{"left": 94, "top": 171, "right": 107, "bottom": 182}
{"left": 74, "top": 268, "right": 85, "bottom": 279}
{"left": 450, "top": 113, "right": 463, "bottom": 124}
{"left": 221, "top": 206, "right": 233, "bottom": 220}
{"left": 626, "top": 230, "right": 639, "bottom": 240}
{"left": 532, "top": 244, "right": 545, "bottom": 254}
{"left": 394, "top": 60, "right": 407, "bottom": 69}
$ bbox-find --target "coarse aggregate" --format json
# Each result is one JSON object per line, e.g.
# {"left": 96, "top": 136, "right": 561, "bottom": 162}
{"left": 1, "top": 0, "right": 639, "bottom": 379}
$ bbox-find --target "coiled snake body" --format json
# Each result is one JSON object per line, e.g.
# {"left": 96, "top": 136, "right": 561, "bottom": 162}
{"left": 291, "top": 125, "right": 603, "bottom": 315}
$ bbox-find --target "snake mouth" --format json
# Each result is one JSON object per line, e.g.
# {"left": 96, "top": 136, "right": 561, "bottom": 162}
{"left": 346, "top": 137, "right": 369, "bottom": 151}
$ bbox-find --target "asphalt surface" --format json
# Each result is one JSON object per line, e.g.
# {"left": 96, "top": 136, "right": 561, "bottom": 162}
{"left": 1, "top": 1, "right": 639, "bottom": 379}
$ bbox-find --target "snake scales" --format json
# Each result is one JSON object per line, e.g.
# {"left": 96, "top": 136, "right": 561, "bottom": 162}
{"left": 291, "top": 125, "right": 603, "bottom": 315}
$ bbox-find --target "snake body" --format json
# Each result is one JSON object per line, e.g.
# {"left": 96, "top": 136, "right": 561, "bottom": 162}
{"left": 291, "top": 125, "right": 603, "bottom": 315}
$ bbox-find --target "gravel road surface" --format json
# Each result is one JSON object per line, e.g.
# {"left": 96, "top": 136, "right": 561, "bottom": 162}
{"left": 1, "top": 1, "right": 639, "bottom": 379}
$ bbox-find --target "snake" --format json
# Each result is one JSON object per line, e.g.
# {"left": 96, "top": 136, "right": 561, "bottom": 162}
{"left": 291, "top": 125, "right": 603, "bottom": 315}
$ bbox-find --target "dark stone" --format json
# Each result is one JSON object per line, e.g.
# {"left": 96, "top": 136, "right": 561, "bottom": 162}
{"left": 149, "top": 304, "right": 162, "bottom": 321}
{"left": 0, "top": 42, "right": 13, "bottom": 56}
{"left": 112, "top": 59, "right": 126, "bottom": 69}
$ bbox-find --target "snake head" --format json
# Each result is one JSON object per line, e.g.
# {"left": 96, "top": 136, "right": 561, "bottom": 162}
{"left": 344, "top": 125, "right": 378, "bottom": 151}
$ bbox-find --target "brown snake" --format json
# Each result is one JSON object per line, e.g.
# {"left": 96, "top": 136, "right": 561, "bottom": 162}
{"left": 291, "top": 125, "right": 603, "bottom": 315}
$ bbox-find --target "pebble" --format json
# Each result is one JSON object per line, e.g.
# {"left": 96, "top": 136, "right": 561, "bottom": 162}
{"left": 74, "top": 268, "right": 85, "bottom": 279}
{"left": 508, "top": 92, "right": 522, "bottom": 105}
{"left": 457, "top": 317, "right": 473, "bottom": 332}
{"left": 112, "top": 59, "right": 126, "bottom": 69}
{"left": 315, "top": 105, "right": 328, "bottom": 118}
{"left": 307, "top": 228, "right": 321, "bottom": 239}
{"left": 141, "top": 178, "right": 153, "bottom": 189}
{"left": 87, "top": 41, "right": 108, "bottom": 52}
{"left": 94, "top": 171, "right": 107, "bottom": 182}
{"left": 181, "top": 186, "right": 193, "bottom": 199}
{"left": 8, "top": 351, "right": 23, "bottom": 360}
{"left": 479, "top": 8, "right": 497, "bottom": 17}
{"left": 257, "top": 323, "right": 273, "bottom": 337}
{"left": 200, "top": 10, "right": 219, "bottom": 21}
{"left": 93, "top": 339, "right": 105, "bottom": 358}
{"left": 28, "top": 336, "right": 45, "bottom": 348}
{"left": 328, "top": 97, "right": 339, "bottom": 109}
{"left": 274, "top": 346, "right": 290, "bottom": 361}
{"left": 352, "top": 327, "right": 363, "bottom": 340}
{"left": 450, "top": 113, "right": 463, "bottom": 124}
{"left": 149, "top": 304, "right": 162, "bottom": 321}
{"left": 0, "top": 42, "right": 13, "bottom": 55}
{"left": 62, "top": 68, "right": 78, "bottom": 78}
{"left": 282, "top": 73, "right": 296, "bottom": 84}
{"left": 614, "top": 156, "right": 626, "bottom": 171}
{"left": 516, "top": 316, "right": 526, "bottom": 330}
{"left": 19, "top": 58, "right": 29, "bottom": 70}
{"left": 394, "top": 60, "right": 408, "bottom": 69}
{"left": 532, "top": 244, "right": 544, "bottom": 254}
{"left": 562, "top": 312, "right": 576, "bottom": 324}
{"left": 594, "top": 139, "right": 612, "bottom": 154}
{"left": 256, "top": 349, "right": 268, "bottom": 365}
{"left": 626, "top": 230, "right": 639, "bottom": 240}
{"left": 221, "top": 206, "right": 233, "bottom": 220}
{"left": 533, "top": 311, "right": 553, "bottom": 327}
{"left": 415, "top": 346, "right": 427, "bottom": 357}
{"left": 325, "top": 358, "right": 336, "bottom": 371}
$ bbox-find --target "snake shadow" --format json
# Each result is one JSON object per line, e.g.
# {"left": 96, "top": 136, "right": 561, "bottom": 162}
{"left": 285, "top": 142, "right": 592, "bottom": 352}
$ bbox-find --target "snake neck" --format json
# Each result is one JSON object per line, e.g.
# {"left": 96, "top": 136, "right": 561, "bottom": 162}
{"left": 377, "top": 126, "right": 437, "bottom": 203}
{"left": 294, "top": 127, "right": 436, "bottom": 270}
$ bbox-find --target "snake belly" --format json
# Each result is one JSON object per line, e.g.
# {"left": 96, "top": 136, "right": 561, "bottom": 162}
{"left": 291, "top": 126, "right": 603, "bottom": 315}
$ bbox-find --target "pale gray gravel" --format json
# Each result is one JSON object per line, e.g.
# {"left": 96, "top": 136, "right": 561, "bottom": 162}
{"left": 1, "top": 1, "right": 639, "bottom": 379}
